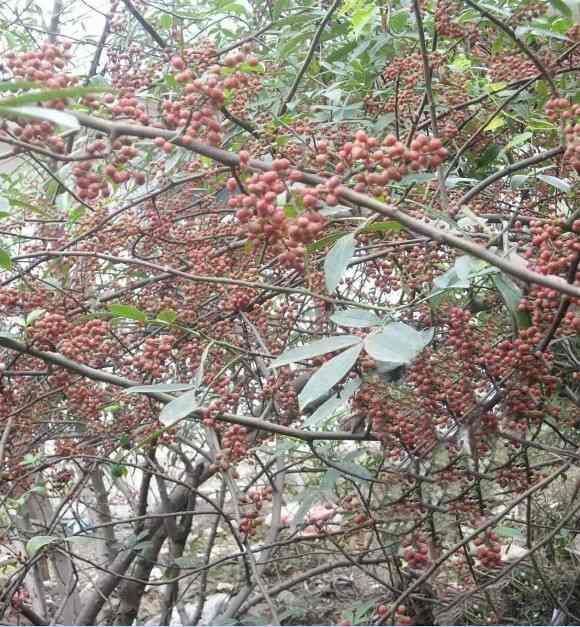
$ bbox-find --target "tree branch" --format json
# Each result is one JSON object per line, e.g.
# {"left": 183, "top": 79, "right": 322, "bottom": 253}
{"left": 277, "top": 0, "right": 342, "bottom": 116}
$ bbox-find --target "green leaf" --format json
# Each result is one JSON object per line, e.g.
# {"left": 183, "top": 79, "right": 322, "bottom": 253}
{"left": 127, "top": 383, "right": 195, "bottom": 394}
{"left": 0, "top": 248, "right": 12, "bottom": 270}
{"left": 364, "top": 322, "right": 433, "bottom": 364}
{"left": 482, "top": 114, "right": 505, "bottom": 132}
{"left": 156, "top": 309, "right": 177, "bottom": 323}
{"left": 324, "top": 233, "right": 356, "bottom": 293}
{"left": 331, "top": 308, "right": 382, "bottom": 328}
{"left": 507, "top": 131, "right": 533, "bottom": 150}
{"left": 0, "top": 80, "right": 39, "bottom": 93}
{"left": 108, "top": 304, "right": 147, "bottom": 321}
{"left": 494, "top": 274, "right": 530, "bottom": 331}
{"left": 158, "top": 388, "right": 199, "bottom": 425}
{"left": 0, "top": 85, "right": 107, "bottom": 108}
{"left": 548, "top": 0, "right": 572, "bottom": 17}
{"left": 476, "top": 143, "right": 501, "bottom": 169}
{"left": 496, "top": 526, "right": 524, "bottom": 539}
{"left": 516, "top": 25, "right": 570, "bottom": 41}
{"left": 454, "top": 255, "right": 480, "bottom": 281}
{"left": 299, "top": 343, "right": 363, "bottom": 410}
{"left": 270, "top": 335, "right": 362, "bottom": 368}
{"left": 292, "top": 490, "right": 321, "bottom": 526}
{"left": 110, "top": 463, "right": 127, "bottom": 478}
{"left": 307, "top": 232, "right": 343, "bottom": 252}
{"left": 536, "top": 174, "right": 572, "bottom": 193}
{"left": 304, "top": 376, "right": 361, "bottom": 427}
{"left": 0, "top": 105, "right": 80, "bottom": 130}
{"left": 26, "top": 535, "right": 58, "bottom": 556}
{"left": 350, "top": 3, "right": 377, "bottom": 38}
{"left": 363, "top": 220, "right": 404, "bottom": 234}
{"left": 333, "top": 460, "right": 372, "bottom": 482}
{"left": 510, "top": 174, "right": 530, "bottom": 188}
{"left": 159, "top": 13, "right": 173, "bottom": 28}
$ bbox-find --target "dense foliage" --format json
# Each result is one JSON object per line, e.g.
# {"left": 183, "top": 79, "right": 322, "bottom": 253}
{"left": 0, "top": 0, "right": 579, "bottom": 624}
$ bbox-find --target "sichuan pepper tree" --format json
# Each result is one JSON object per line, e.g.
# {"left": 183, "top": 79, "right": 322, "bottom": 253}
{"left": 0, "top": 0, "right": 579, "bottom": 624}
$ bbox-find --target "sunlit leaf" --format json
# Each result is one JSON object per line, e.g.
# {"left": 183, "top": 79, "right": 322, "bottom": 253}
{"left": 324, "top": 233, "right": 356, "bottom": 293}
{"left": 126, "top": 383, "right": 195, "bottom": 394}
{"left": 270, "top": 335, "right": 362, "bottom": 368}
{"left": 0, "top": 105, "right": 80, "bottom": 130}
{"left": 364, "top": 322, "right": 433, "bottom": 363}
{"left": 299, "top": 343, "right": 363, "bottom": 410}
{"left": 331, "top": 309, "right": 382, "bottom": 328}
{"left": 158, "top": 388, "right": 200, "bottom": 425}
{"left": 108, "top": 304, "right": 148, "bottom": 321}
{"left": 537, "top": 174, "right": 572, "bottom": 194}
{"left": 26, "top": 535, "right": 57, "bottom": 556}
{"left": 0, "top": 248, "right": 12, "bottom": 270}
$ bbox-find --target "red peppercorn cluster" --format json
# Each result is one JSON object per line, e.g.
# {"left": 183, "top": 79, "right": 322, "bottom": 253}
{"left": 261, "top": 369, "right": 300, "bottom": 423}
{"left": 383, "top": 52, "right": 443, "bottom": 88}
{"left": 59, "top": 319, "right": 112, "bottom": 362}
{"left": 28, "top": 313, "right": 71, "bottom": 348}
{"left": 221, "top": 285, "right": 258, "bottom": 312}
{"left": 129, "top": 335, "right": 176, "bottom": 378}
{"left": 568, "top": 24, "right": 580, "bottom": 41}
{"left": 335, "top": 131, "right": 448, "bottom": 194}
{"left": 546, "top": 98, "right": 580, "bottom": 173}
{"left": 204, "top": 420, "right": 250, "bottom": 472}
{"left": 473, "top": 529, "right": 502, "bottom": 569}
{"left": 511, "top": 1, "right": 547, "bottom": 24}
{"left": 0, "top": 288, "right": 19, "bottom": 309}
{"left": 402, "top": 532, "right": 432, "bottom": 569}
{"left": 228, "top": 158, "right": 327, "bottom": 271}
{"left": 238, "top": 485, "right": 272, "bottom": 537}
{"left": 436, "top": 1, "right": 466, "bottom": 39}
{"left": 488, "top": 53, "right": 554, "bottom": 83}
{"left": 377, "top": 603, "right": 413, "bottom": 625}
{"left": 4, "top": 41, "right": 73, "bottom": 86}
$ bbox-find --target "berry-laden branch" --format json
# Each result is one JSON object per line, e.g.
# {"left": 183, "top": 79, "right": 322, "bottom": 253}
{"left": 67, "top": 111, "right": 579, "bottom": 299}
{"left": 461, "top": 0, "right": 558, "bottom": 96}
{"left": 0, "top": 334, "right": 375, "bottom": 443}
{"left": 380, "top": 459, "right": 574, "bottom": 623}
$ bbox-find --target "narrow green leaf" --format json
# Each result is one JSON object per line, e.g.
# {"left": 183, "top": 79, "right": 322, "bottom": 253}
{"left": 156, "top": 309, "right": 177, "bottom": 323}
{"left": 159, "top": 13, "right": 173, "bottom": 28}
{"left": 494, "top": 274, "right": 530, "bottom": 331}
{"left": 26, "top": 535, "right": 58, "bottom": 556}
{"left": 331, "top": 308, "right": 382, "bottom": 328}
{"left": 333, "top": 460, "right": 372, "bottom": 482}
{"left": 364, "top": 322, "right": 433, "bottom": 363}
{"left": 158, "top": 388, "right": 199, "bottom": 425}
{"left": 324, "top": 233, "right": 356, "bottom": 293}
{"left": 363, "top": 220, "right": 404, "bottom": 234}
{"left": 548, "top": 0, "right": 572, "bottom": 17}
{"left": 0, "top": 105, "right": 80, "bottom": 130}
{"left": 271, "top": 335, "right": 361, "bottom": 368}
{"left": 0, "top": 85, "right": 108, "bottom": 107}
{"left": 0, "top": 80, "right": 38, "bottom": 93}
{"left": 299, "top": 343, "right": 363, "bottom": 410}
{"left": 0, "top": 248, "right": 12, "bottom": 270}
{"left": 304, "top": 376, "right": 361, "bottom": 427}
{"left": 127, "top": 383, "right": 195, "bottom": 394}
{"left": 537, "top": 174, "right": 572, "bottom": 193}
{"left": 292, "top": 490, "right": 321, "bottom": 526}
{"left": 108, "top": 304, "right": 148, "bottom": 321}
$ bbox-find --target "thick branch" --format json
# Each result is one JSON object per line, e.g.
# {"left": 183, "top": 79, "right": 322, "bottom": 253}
{"left": 0, "top": 335, "right": 375, "bottom": 442}
{"left": 65, "top": 111, "right": 579, "bottom": 298}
